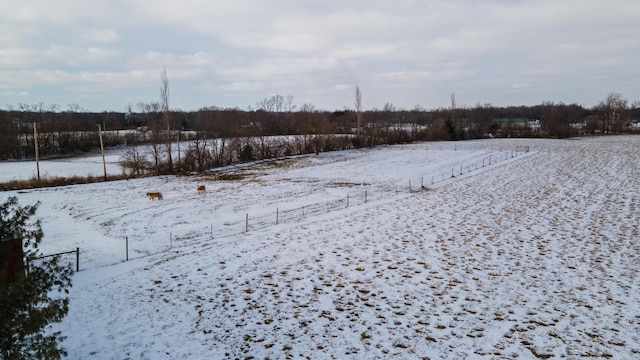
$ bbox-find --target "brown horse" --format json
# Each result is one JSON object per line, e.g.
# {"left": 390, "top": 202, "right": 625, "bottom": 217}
{"left": 146, "top": 192, "right": 163, "bottom": 200}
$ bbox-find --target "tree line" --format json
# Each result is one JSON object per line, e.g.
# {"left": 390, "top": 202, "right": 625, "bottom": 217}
{"left": 1, "top": 93, "right": 638, "bottom": 166}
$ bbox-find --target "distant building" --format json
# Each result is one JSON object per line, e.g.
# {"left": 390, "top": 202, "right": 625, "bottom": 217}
{"left": 491, "top": 118, "right": 541, "bottom": 136}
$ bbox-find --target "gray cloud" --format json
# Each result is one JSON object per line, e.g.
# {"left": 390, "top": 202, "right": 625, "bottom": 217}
{"left": 1, "top": 0, "right": 638, "bottom": 111}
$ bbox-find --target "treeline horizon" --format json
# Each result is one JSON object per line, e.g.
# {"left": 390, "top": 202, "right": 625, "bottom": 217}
{"left": 1, "top": 92, "right": 638, "bottom": 163}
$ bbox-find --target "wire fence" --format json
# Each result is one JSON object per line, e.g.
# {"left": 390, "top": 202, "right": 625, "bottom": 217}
{"left": 44, "top": 145, "right": 531, "bottom": 270}
{"left": 28, "top": 248, "right": 79, "bottom": 272}
{"left": 216, "top": 146, "right": 531, "bottom": 236}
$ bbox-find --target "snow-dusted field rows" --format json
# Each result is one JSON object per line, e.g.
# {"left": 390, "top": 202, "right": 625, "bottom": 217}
{"left": 3, "top": 136, "right": 640, "bottom": 359}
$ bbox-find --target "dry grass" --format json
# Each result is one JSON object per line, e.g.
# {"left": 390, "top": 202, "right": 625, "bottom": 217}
{"left": 255, "top": 159, "right": 299, "bottom": 169}
{"left": 326, "top": 182, "right": 371, "bottom": 188}
{"left": 197, "top": 172, "right": 250, "bottom": 182}
{"left": 0, "top": 174, "right": 128, "bottom": 191}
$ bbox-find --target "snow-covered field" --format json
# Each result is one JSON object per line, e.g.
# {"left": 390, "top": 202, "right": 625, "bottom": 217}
{"left": 0, "top": 151, "right": 124, "bottom": 183}
{"left": 2, "top": 136, "right": 639, "bottom": 359}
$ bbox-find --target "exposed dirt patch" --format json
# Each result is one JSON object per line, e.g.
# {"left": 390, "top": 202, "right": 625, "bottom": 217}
{"left": 253, "top": 159, "right": 299, "bottom": 169}
{"left": 197, "top": 172, "right": 253, "bottom": 182}
{"left": 326, "top": 182, "right": 371, "bottom": 187}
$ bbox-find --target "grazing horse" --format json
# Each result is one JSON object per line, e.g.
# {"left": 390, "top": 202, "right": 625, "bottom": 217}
{"left": 146, "top": 192, "right": 163, "bottom": 200}
{"left": 197, "top": 185, "right": 206, "bottom": 194}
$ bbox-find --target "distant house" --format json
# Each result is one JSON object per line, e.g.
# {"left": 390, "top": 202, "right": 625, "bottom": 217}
{"left": 364, "top": 121, "right": 427, "bottom": 132}
{"left": 570, "top": 121, "right": 587, "bottom": 129}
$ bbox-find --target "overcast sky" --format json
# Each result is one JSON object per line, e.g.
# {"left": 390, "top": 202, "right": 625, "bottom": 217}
{"left": 1, "top": 0, "right": 638, "bottom": 112}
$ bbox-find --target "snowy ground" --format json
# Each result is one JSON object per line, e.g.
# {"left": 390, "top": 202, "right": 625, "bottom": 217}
{"left": 2, "top": 136, "right": 639, "bottom": 359}
{"left": 0, "top": 150, "right": 123, "bottom": 183}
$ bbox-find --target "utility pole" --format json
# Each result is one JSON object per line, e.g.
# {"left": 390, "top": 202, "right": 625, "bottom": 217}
{"left": 98, "top": 124, "right": 107, "bottom": 181}
{"left": 33, "top": 123, "right": 40, "bottom": 180}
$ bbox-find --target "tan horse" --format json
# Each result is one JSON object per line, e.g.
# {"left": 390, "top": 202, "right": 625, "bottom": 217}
{"left": 146, "top": 192, "right": 163, "bottom": 200}
{"left": 197, "top": 185, "right": 206, "bottom": 194}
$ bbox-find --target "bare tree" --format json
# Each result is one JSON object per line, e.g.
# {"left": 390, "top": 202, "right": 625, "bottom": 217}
{"left": 135, "top": 101, "right": 163, "bottom": 174}
{"left": 451, "top": 92, "right": 457, "bottom": 123}
{"left": 120, "top": 134, "right": 150, "bottom": 177}
{"left": 160, "top": 67, "right": 173, "bottom": 173}
{"left": 257, "top": 94, "right": 289, "bottom": 113}
{"left": 597, "top": 93, "right": 628, "bottom": 134}
{"left": 257, "top": 97, "right": 275, "bottom": 113}
{"left": 300, "top": 102, "right": 316, "bottom": 113}
{"left": 273, "top": 95, "right": 284, "bottom": 112}
{"left": 67, "top": 103, "right": 81, "bottom": 113}
{"left": 355, "top": 85, "right": 362, "bottom": 136}
{"left": 137, "top": 101, "right": 161, "bottom": 113}
{"left": 148, "top": 120, "right": 164, "bottom": 176}
{"left": 182, "top": 134, "right": 210, "bottom": 172}
{"left": 286, "top": 95, "right": 296, "bottom": 113}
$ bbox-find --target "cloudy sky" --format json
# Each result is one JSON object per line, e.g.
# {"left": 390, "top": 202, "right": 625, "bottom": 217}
{"left": 1, "top": 0, "right": 638, "bottom": 112}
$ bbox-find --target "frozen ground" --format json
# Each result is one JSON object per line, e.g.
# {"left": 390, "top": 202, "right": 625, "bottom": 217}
{"left": 2, "top": 136, "right": 639, "bottom": 359}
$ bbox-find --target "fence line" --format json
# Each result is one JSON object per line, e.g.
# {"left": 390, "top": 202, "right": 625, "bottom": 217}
{"left": 29, "top": 247, "right": 80, "bottom": 272}
{"left": 170, "top": 146, "right": 532, "bottom": 249}
{"left": 67, "top": 146, "right": 531, "bottom": 270}
{"left": 241, "top": 146, "right": 529, "bottom": 236}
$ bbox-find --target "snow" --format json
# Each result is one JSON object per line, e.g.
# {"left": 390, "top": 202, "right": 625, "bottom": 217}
{"left": 0, "top": 151, "right": 123, "bottom": 183}
{"left": 2, "top": 136, "right": 639, "bottom": 359}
